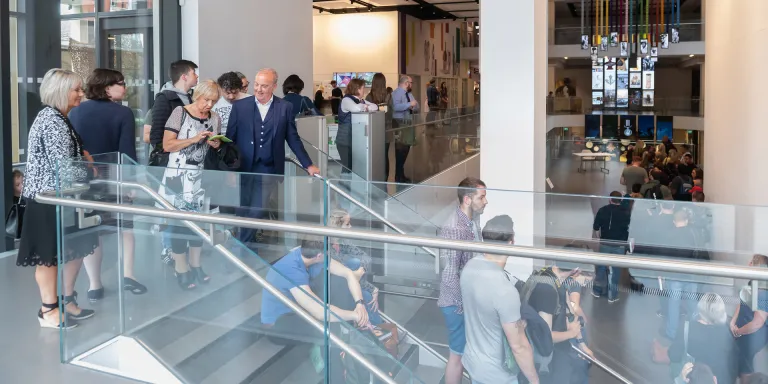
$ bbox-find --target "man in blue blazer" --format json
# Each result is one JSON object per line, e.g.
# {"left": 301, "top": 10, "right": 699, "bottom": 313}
{"left": 226, "top": 68, "right": 320, "bottom": 247}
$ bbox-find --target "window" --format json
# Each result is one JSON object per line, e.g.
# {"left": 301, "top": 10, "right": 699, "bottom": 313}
{"left": 102, "top": 0, "right": 153, "bottom": 12}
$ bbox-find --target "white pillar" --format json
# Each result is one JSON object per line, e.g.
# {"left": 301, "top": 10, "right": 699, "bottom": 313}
{"left": 181, "top": 0, "right": 314, "bottom": 97}
{"left": 480, "top": 0, "right": 548, "bottom": 279}
{"left": 704, "top": 0, "right": 768, "bottom": 254}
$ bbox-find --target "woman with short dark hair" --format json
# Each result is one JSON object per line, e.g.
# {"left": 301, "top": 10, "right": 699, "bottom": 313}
{"left": 282, "top": 74, "right": 319, "bottom": 117}
{"left": 70, "top": 68, "right": 146, "bottom": 298}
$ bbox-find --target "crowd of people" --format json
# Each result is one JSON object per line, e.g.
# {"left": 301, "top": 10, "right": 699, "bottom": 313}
{"left": 432, "top": 176, "right": 768, "bottom": 384}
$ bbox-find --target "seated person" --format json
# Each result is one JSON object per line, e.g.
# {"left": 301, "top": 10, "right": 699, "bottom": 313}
{"left": 261, "top": 238, "right": 369, "bottom": 337}
{"left": 327, "top": 209, "right": 381, "bottom": 325}
{"left": 731, "top": 254, "right": 768, "bottom": 380}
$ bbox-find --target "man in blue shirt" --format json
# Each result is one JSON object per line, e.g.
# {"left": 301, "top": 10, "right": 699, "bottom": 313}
{"left": 390, "top": 76, "right": 419, "bottom": 182}
{"left": 261, "top": 238, "right": 369, "bottom": 335}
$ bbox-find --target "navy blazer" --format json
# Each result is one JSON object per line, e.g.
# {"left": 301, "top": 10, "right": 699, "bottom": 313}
{"left": 225, "top": 96, "right": 313, "bottom": 175}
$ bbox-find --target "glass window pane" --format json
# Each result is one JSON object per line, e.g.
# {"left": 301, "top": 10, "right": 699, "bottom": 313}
{"left": 10, "top": 0, "right": 17, "bottom": 12}
{"left": 102, "top": 0, "right": 153, "bottom": 12}
{"left": 60, "top": 0, "right": 96, "bottom": 15}
{"left": 61, "top": 18, "right": 96, "bottom": 80}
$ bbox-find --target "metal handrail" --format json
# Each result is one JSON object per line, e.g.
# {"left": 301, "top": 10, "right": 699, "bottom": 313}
{"left": 571, "top": 345, "right": 632, "bottom": 384}
{"left": 386, "top": 112, "right": 480, "bottom": 133}
{"left": 33, "top": 194, "right": 768, "bottom": 289}
{"left": 46, "top": 180, "right": 398, "bottom": 384}
{"left": 284, "top": 157, "right": 443, "bottom": 270}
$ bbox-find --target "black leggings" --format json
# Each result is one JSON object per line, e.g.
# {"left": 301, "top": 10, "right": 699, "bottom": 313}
{"left": 337, "top": 143, "right": 352, "bottom": 173}
{"left": 394, "top": 143, "right": 411, "bottom": 180}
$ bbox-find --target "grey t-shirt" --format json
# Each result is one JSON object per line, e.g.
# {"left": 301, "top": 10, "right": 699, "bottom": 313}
{"left": 621, "top": 165, "right": 648, "bottom": 194}
{"left": 460, "top": 256, "right": 522, "bottom": 384}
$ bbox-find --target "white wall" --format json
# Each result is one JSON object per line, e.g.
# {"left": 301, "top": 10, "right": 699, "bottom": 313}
{"left": 182, "top": 0, "right": 314, "bottom": 97}
{"left": 313, "top": 12, "right": 400, "bottom": 90}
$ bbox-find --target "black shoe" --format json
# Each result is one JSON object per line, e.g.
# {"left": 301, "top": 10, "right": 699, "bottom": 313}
{"left": 38, "top": 301, "right": 78, "bottom": 329}
{"left": 123, "top": 277, "right": 148, "bottom": 295}
{"left": 87, "top": 287, "right": 104, "bottom": 302}
{"left": 175, "top": 271, "right": 197, "bottom": 290}
{"left": 63, "top": 294, "right": 96, "bottom": 321}
{"left": 191, "top": 266, "right": 211, "bottom": 285}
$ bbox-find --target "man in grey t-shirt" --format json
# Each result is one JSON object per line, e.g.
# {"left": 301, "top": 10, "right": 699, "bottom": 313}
{"left": 621, "top": 156, "right": 649, "bottom": 194}
{"left": 460, "top": 215, "right": 539, "bottom": 384}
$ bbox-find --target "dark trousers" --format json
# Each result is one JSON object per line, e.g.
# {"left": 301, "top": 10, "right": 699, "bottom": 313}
{"left": 337, "top": 143, "right": 352, "bottom": 173}
{"left": 237, "top": 165, "right": 277, "bottom": 248}
{"left": 385, "top": 141, "right": 391, "bottom": 181}
{"left": 735, "top": 301, "right": 768, "bottom": 374}
{"left": 394, "top": 144, "right": 411, "bottom": 181}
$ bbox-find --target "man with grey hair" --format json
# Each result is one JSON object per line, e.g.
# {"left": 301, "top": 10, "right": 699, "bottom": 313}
{"left": 226, "top": 68, "right": 320, "bottom": 249}
{"left": 390, "top": 75, "right": 419, "bottom": 182}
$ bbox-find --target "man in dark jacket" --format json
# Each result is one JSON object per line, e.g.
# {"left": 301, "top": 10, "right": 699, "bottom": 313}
{"left": 148, "top": 59, "right": 198, "bottom": 161}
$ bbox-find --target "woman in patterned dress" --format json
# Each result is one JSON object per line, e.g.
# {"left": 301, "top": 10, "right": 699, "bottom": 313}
{"left": 17, "top": 69, "right": 99, "bottom": 329}
{"left": 159, "top": 80, "right": 222, "bottom": 290}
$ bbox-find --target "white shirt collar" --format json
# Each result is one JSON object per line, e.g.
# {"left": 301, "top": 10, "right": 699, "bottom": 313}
{"left": 256, "top": 95, "right": 274, "bottom": 107}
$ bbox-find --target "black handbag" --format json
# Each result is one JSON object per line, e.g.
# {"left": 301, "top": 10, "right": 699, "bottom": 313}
{"left": 5, "top": 198, "right": 25, "bottom": 239}
{"left": 148, "top": 144, "right": 169, "bottom": 167}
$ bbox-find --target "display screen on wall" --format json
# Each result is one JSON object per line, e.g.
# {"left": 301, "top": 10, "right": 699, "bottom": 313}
{"left": 642, "top": 90, "right": 655, "bottom": 106}
{"left": 602, "top": 115, "right": 619, "bottom": 138}
{"left": 620, "top": 115, "right": 636, "bottom": 138}
{"left": 358, "top": 72, "right": 376, "bottom": 86}
{"left": 629, "top": 72, "right": 642, "bottom": 88}
{"left": 656, "top": 116, "right": 673, "bottom": 140}
{"left": 604, "top": 89, "right": 616, "bottom": 108}
{"left": 585, "top": 115, "right": 601, "bottom": 138}
{"left": 616, "top": 89, "right": 629, "bottom": 108}
{"left": 334, "top": 73, "right": 355, "bottom": 87}
{"left": 592, "top": 91, "right": 603, "bottom": 105}
{"left": 637, "top": 115, "right": 655, "bottom": 139}
{"left": 642, "top": 72, "right": 655, "bottom": 90}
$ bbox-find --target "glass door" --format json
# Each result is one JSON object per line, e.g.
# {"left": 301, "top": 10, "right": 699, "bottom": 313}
{"left": 101, "top": 26, "right": 153, "bottom": 161}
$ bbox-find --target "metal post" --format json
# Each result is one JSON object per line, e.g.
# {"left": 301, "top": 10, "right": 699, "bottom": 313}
{"left": 115, "top": 161, "right": 126, "bottom": 334}
{"left": 0, "top": 0, "right": 14, "bottom": 251}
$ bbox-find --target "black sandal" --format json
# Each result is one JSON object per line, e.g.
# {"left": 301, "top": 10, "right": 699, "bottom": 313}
{"left": 63, "top": 293, "right": 96, "bottom": 321}
{"left": 175, "top": 271, "right": 197, "bottom": 290}
{"left": 191, "top": 266, "right": 211, "bottom": 285}
{"left": 123, "top": 277, "right": 148, "bottom": 295}
{"left": 38, "top": 301, "right": 77, "bottom": 329}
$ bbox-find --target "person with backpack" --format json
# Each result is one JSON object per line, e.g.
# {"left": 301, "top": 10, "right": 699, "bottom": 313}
{"left": 148, "top": 60, "right": 198, "bottom": 167}
{"left": 670, "top": 172, "right": 694, "bottom": 201}
{"left": 639, "top": 169, "right": 673, "bottom": 200}
{"left": 520, "top": 266, "right": 589, "bottom": 384}
{"left": 460, "top": 215, "right": 540, "bottom": 384}
{"left": 591, "top": 191, "right": 631, "bottom": 302}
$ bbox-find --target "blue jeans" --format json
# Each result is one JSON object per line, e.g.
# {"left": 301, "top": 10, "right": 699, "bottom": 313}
{"left": 663, "top": 279, "right": 699, "bottom": 340}
{"left": 440, "top": 306, "right": 466, "bottom": 355}
{"left": 362, "top": 289, "right": 382, "bottom": 325}
{"left": 593, "top": 244, "right": 625, "bottom": 299}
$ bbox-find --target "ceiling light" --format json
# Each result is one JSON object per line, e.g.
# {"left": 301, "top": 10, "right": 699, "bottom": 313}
{"left": 475, "top": 25, "right": 479, "bottom": 29}
{"left": 689, "top": 54, "right": 695, "bottom": 57}
{"left": 564, "top": 57, "right": 568, "bottom": 60}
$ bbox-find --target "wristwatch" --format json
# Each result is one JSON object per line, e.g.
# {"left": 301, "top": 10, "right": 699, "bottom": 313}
{"left": 576, "top": 338, "right": 585, "bottom": 344}
{"left": 355, "top": 299, "right": 365, "bottom": 307}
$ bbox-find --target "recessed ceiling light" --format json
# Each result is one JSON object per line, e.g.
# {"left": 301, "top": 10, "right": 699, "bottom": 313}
{"left": 689, "top": 54, "right": 695, "bottom": 57}
{"left": 564, "top": 57, "right": 568, "bottom": 60}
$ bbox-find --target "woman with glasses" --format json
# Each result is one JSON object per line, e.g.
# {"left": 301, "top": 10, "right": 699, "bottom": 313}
{"left": 70, "top": 68, "right": 147, "bottom": 299}
{"left": 18, "top": 68, "right": 98, "bottom": 329}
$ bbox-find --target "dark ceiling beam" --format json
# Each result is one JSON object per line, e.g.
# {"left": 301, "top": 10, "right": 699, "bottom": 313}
{"left": 409, "top": 0, "right": 459, "bottom": 20}
{"left": 431, "top": 1, "right": 478, "bottom": 4}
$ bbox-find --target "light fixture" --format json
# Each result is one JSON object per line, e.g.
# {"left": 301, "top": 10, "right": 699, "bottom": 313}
{"left": 475, "top": 25, "right": 479, "bottom": 29}
{"left": 689, "top": 54, "right": 695, "bottom": 57}
{"left": 564, "top": 57, "right": 568, "bottom": 60}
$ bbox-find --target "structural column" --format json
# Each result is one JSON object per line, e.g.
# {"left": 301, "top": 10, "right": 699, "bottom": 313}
{"left": 480, "top": 0, "right": 548, "bottom": 279}
{"left": 180, "top": 0, "right": 313, "bottom": 97}
{"left": 704, "top": 0, "right": 768, "bottom": 253}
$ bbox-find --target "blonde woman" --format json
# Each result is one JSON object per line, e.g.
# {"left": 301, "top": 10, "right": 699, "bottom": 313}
{"left": 669, "top": 293, "right": 738, "bottom": 384}
{"left": 18, "top": 69, "right": 98, "bottom": 329}
{"left": 159, "top": 79, "right": 221, "bottom": 290}
{"left": 328, "top": 209, "right": 382, "bottom": 324}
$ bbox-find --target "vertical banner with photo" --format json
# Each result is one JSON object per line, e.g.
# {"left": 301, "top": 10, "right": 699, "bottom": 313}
{"left": 642, "top": 90, "right": 655, "bottom": 106}
{"left": 650, "top": 47, "right": 659, "bottom": 57}
{"left": 655, "top": 116, "right": 673, "bottom": 140}
{"left": 604, "top": 58, "right": 617, "bottom": 92}
{"left": 590, "top": 47, "right": 599, "bottom": 63}
{"left": 620, "top": 41, "right": 629, "bottom": 56}
{"left": 640, "top": 39, "right": 649, "bottom": 54}
{"left": 671, "top": 28, "right": 680, "bottom": 43}
{"left": 637, "top": 115, "right": 656, "bottom": 139}
{"left": 629, "top": 72, "right": 642, "bottom": 88}
{"left": 592, "top": 66, "right": 604, "bottom": 90}
{"left": 581, "top": 35, "right": 590, "bottom": 50}
{"left": 630, "top": 90, "right": 643, "bottom": 106}
{"left": 600, "top": 36, "right": 609, "bottom": 51}
{"left": 620, "top": 115, "right": 637, "bottom": 138}
{"left": 592, "top": 91, "right": 604, "bottom": 106}
{"left": 642, "top": 72, "right": 655, "bottom": 90}
{"left": 661, "top": 33, "right": 669, "bottom": 49}
{"left": 610, "top": 32, "right": 619, "bottom": 46}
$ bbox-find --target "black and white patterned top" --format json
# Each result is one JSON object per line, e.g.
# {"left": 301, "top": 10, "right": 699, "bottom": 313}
{"left": 23, "top": 106, "right": 87, "bottom": 199}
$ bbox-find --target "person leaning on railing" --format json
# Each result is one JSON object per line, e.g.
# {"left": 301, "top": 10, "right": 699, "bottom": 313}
{"left": 17, "top": 68, "right": 99, "bottom": 329}
{"left": 364, "top": 73, "right": 393, "bottom": 180}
